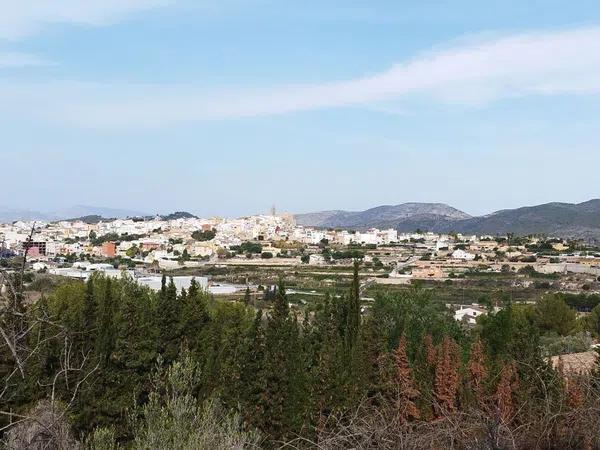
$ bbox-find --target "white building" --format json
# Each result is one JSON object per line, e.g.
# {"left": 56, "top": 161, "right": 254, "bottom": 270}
{"left": 137, "top": 275, "right": 208, "bottom": 292}
{"left": 452, "top": 249, "right": 476, "bottom": 261}
{"left": 454, "top": 305, "right": 487, "bottom": 325}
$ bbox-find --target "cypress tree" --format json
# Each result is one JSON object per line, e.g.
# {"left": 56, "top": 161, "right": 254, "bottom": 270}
{"left": 345, "top": 260, "right": 361, "bottom": 352}
{"left": 96, "top": 277, "right": 116, "bottom": 364}
{"left": 355, "top": 312, "right": 387, "bottom": 401}
{"left": 29, "top": 295, "right": 59, "bottom": 394}
{"left": 261, "top": 278, "right": 305, "bottom": 441}
{"left": 81, "top": 276, "right": 97, "bottom": 355}
{"left": 240, "top": 310, "right": 266, "bottom": 427}
{"left": 180, "top": 277, "right": 210, "bottom": 352}
{"left": 113, "top": 279, "right": 157, "bottom": 373}
{"left": 158, "top": 276, "right": 182, "bottom": 362}
{"left": 305, "top": 293, "right": 348, "bottom": 428}
{"left": 243, "top": 286, "right": 251, "bottom": 306}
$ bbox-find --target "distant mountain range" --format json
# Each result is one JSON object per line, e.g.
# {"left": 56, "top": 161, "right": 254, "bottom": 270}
{"left": 0, "top": 205, "right": 147, "bottom": 223}
{"left": 0, "top": 206, "right": 202, "bottom": 224}
{"left": 295, "top": 200, "right": 600, "bottom": 240}
{"left": 3, "top": 201, "right": 600, "bottom": 240}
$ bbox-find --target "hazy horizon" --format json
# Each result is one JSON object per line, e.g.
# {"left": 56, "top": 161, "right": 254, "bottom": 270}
{"left": 1, "top": 196, "right": 599, "bottom": 221}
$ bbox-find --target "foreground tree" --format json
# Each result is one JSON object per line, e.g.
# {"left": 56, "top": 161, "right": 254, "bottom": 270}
{"left": 433, "top": 336, "right": 459, "bottom": 415}
{"left": 391, "top": 335, "right": 420, "bottom": 423}
{"left": 260, "top": 279, "right": 306, "bottom": 441}
{"left": 468, "top": 338, "right": 488, "bottom": 407}
{"left": 87, "top": 354, "right": 262, "bottom": 450}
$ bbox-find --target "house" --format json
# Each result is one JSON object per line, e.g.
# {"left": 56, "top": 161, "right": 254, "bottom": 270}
{"left": 452, "top": 249, "right": 476, "bottom": 261}
{"left": 454, "top": 305, "right": 488, "bottom": 325}
{"left": 32, "top": 262, "right": 48, "bottom": 271}
{"left": 137, "top": 275, "right": 208, "bottom": 292}
{"left": 552, "top": 242, "right": 569, "bottom": 252}
{"left": 102, "top": 241, "right": 116, "bottom": 257}
{"left": 436, "top": 239, "right": 449, "bottom": 251}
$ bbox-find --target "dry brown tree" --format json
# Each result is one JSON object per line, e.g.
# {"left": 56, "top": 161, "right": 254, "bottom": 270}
{"left": 468, "top": 338, "right": 488, "bottom": 407}
{"left": 433, "top": 336, "right": 460, "bottom": 416}
{"left": 392, "top": 335, "right": 420, "bottom": 424}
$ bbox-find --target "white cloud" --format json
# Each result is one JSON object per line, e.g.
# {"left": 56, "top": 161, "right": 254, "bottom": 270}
{"left": 0, "top": 0, "right": 170, "bottom": 40}
{"left": 1, "top": 25, "right": 600, "bottom": 127}
{"left": 0, "top": 51, "right": 49, "bottom": 67}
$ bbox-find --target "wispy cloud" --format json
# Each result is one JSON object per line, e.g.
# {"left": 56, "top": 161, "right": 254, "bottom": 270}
{"left": 0, "top": 0, "right": 170, "bottom": 40}
{"left": 0, "top": 51, "right": 49, "bottom": 68}
{"left": 1, "top": 26, "right": 600, "bottom": 127}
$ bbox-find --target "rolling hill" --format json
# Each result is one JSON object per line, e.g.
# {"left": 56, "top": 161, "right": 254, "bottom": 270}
{"left": 448, "top": 200, "right": 600, "bottom": 239}
{"left": 295, "top": 200, "right": 600, "bottom": 240}
{"left": 0, "top": 205, "right": 146, "bottom": 223}
{"left": 296, "top": 203, "right": 471, "bottom": 230}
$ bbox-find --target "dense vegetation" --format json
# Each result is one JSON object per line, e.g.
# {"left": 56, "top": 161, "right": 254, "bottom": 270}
{"left": 2, "top": 263, "right": 600, "bottom": 449}
{"left": 191, "top": 229, "right": 216, "bottom": 242}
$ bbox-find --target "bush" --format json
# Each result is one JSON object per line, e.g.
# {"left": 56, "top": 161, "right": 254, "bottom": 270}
{"left": 261, "top": 252, "right": 273, "bottom": 259}
{"left": 192, "top": 229, "right": 216, "bottom": 241}
{"left": 534, "top": 295, "right": 577, "bottom": 336}
{"left": 237, "top": 242, "right": 262, "bottom": 254}
{"left": 88, "top": 355, "right": 262, "bottom": 450}
{"left": 540, "top": 332, "right": 592, "bottom": 357}
{"left": 5, "top": 400, "right": 80, "bottom": 450}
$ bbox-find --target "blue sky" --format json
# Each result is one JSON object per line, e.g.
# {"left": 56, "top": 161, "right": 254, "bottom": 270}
{"left": 1, "top": 0, "right": 600, "bottom": 217}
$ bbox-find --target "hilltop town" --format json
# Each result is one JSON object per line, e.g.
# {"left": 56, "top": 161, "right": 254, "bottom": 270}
{"left": 2, "top": 212, "right": 599, "bottom": 283}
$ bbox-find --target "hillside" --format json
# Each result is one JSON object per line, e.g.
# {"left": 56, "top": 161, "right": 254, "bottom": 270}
{"left": 159, "top": 211, "right": 198, "bottom": 220}
{"left": 448, "top": 200, "right": 600, "bottom": 239}
{"left": 295, "top": 200, "right": 600, "bottom": 240}
{"left": 0, "top": 205, "right": 147, "bottom": 223}
{"left": 295, "top": 203, "right": 471, "bottom": 230}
